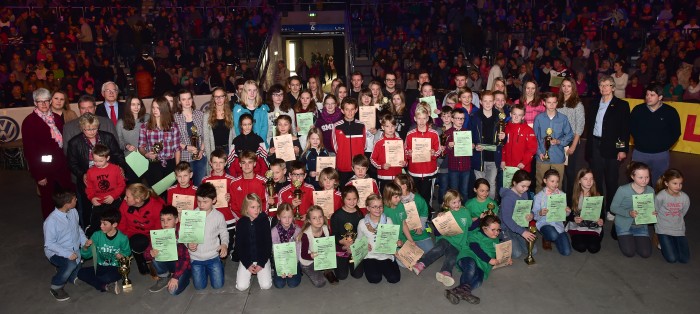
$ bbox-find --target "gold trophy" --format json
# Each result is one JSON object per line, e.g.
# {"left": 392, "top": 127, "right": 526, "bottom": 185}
{"left": 343, "top": 222, "right": 357, "bottom": 263}
{"left": 151, "top": 141, "right": 164, "bottom": 162}
{"left": 496, "top": 112, "right": 506, "bottom": 146}
{"left": 439, "top": 126, "right": 449, "bottom": 157}
{"left": 524, "top": 224, "right": 538, "bottom": 265}
{"left": 292, "top": 180, "right": 303, "bottom": 220}
{"left": 615, "top": 137, "right": 626, "bottom": 149}
{"left": 190, "top": 126, "right": 201, "bottom": 160}
{"left": 542, "top": 128, "right": 553, "bottom": 161}
{"left": 117, "top": 256, "right": 133, "bottom": 292}
{"left": 485, "top": 202, "right": 496, "bottom": 216}
{"left": 265, "top": 170, "right": 276, "bottom": 213}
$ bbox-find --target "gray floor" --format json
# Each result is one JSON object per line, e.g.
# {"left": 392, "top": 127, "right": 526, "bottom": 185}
{"left": 0, "top": 152, "right": 698, "bottom": 314}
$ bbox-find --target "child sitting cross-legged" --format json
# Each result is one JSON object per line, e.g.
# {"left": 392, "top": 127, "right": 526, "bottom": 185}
{"left": 78, "top": 209, "right": 131, "bottom": 294}
{"left": 144, "top": 206, "right": 192, "bottom": 295}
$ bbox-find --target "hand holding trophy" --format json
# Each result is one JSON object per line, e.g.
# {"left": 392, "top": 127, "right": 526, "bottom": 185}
{"left": 190, "top": 125, "right": 201, "bottom": 160}
{"left": 151, "top": 141, "right": 164, "bottom": 162}
{"left": 542, "top": 128, "right": 553, "bottom": 161}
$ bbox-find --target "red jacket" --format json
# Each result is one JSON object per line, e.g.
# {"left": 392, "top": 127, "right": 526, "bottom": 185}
{"left": 84, "top": 163, "right": 126, "bottom": 201}
{"left": 230, "top": 175, "right": 269, "bottom": 218}
{"left": 405, "top": 128, "right": 441, "bottom": 177}
{"left": 332, "top": 119, "right": 366, "bottom": 172}
{"left": 166, "top": 184, "right": 198, "bottom": 210}
{"left": 118, "top": 196, "right": 165, "bottom": 238}
{"left": 277, "top": 182, "right": 316, "bottom": 226}
{"left": 344, "top": 176, "right": 380, "bottom": 215}
{"left": 501, "top": 122, "right": 538, "bottom": 172}
{"left": 201, "top": 173, "right": 237, "bottom": 223}
{"left": 370, "top": 134, "right": 406, "bottom": 180}
{"left": 228, "top": 155, "right": 269, "bottom": 178}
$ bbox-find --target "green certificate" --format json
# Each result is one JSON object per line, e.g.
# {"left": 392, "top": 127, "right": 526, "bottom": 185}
{"left": 546, "top": 194, "right": 567, "bottom": 222}
{"left": 633, "top": 193, "right": 657, "bottom": 225}
{"left": 513, "top": 200, "right": 533, "bottom": 227}
{"left": 580, "top": 196, "right": 604, "bottom": 221}
{"left": 419, "top": 96, "right": 438, "bottom": 118}
{"left": 480, "top": 144, "right": 497, "bottom": 151}
{"left": 350, "top": 237, "right": 369, "bottom": 269}
{"left": 296, "top": 112, "right": 314, "bottom": 137}
{"left": 453, "top": 131, "right": 473, "bottom": 157}
{"left": 313, "top": 236, "right": 337, "bottom": 271}
{"left": 502, "top": 166, "right": 519, "bottom": 187}
{"left": 373, "top": 224, "right": 400, "bottom": 255}
{"left": 125, "top": 152, "right": 149, "bottom": 177}
{"left": 150, "top": 228, "right": 178, "bottom": 262}
{"left": 273, "top": 242, "right": 298, "bottom": 276}
{"left": 152, "top": 172, "right": 176, "bottom": 195}
{"left": 178, "top": 210, "right": 206, "bottom": 244}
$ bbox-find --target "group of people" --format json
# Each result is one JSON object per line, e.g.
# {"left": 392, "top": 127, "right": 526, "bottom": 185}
{"left": 31, "top": 63, "right": 690, "bottom": 305}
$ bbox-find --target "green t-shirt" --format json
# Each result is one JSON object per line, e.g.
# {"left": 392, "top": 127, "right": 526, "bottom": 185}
{"left": 384, "top": 203, "right": 407, "bottom": 242}
{"left": 466, "top": 197, "right": 500, "bottom": 220}
{"left": 457, "top": 230, "right": 498, "bottom": 280}
{"left": 437, "top": 207, "right": 472, "bottom": 249}
{"left": 80, "top": 230, "right": 131, "bottom": 267}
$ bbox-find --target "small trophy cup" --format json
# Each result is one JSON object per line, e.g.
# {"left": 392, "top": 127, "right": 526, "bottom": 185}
{"left": 190, "top": 125, "right": 201, "bottom": 160}
{"left": 524, "top": 224, "right": 538, "bottom": 265}
{"left": 117, "top": 256, "right": 133, "bottom": 292}
{"left": 615, "top": 137, "right": 626, "bottom": 149}
{"left": 542, "top": 128, "right": 553, "bottom": 161}
{"left": 265, "top": 170, "right": 276, "bottom": 212}
{"left": 496, "top": 112, "right": 506, "bottom": 146}
{"left": 343, "top": 222, "right": 357, "bottom": 263}
{"left": 485, "top": 202, "right": 496, "bottom": 216}
{"left": 151, "top": 141, "right": 164, "bottom": 162}
{"left": 292, "top": 180, "right": 303, "bottom": 220}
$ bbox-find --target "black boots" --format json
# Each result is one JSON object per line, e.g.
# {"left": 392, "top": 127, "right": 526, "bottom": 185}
{"left": 445, "top": 284, "right": 480, "bottom": 305}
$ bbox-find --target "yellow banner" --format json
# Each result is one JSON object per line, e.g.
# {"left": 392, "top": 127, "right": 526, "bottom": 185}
{"left": 625, "top": 99, "right": 700, "bottom": 155}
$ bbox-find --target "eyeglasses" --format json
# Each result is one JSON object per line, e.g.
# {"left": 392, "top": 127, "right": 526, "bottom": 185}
{"left": 35, "top": 100, "right": 50, "bottom": 104}
{"left": 213, "top": 95, "right": 226, "bottom": 99}
{"left": 83, "top": 128, "right": 98, "bottom": 132}
{"left": 104, "top": 89, "right": 117, "bottom": 93}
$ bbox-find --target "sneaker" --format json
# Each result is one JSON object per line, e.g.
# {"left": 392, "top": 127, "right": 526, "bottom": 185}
{"left": 50, "top": 288, "right": 70, "bottom": 301}
{"left": 72, "top": 277, "right": 80, "bottom": 286}
{"left": 149, "top": 276, "right": 170, "bottom": 293}
{"left": 412, "top": 262, "right": 425, "bottom": 275}
{"left": 436, "top": 271, "right": 454, "bottom": 287}
{"left": 105, "top": 281, "right": 122, "bottom": 295}
{"left": 606, "top": 212, "right": 615, "bottom": 221}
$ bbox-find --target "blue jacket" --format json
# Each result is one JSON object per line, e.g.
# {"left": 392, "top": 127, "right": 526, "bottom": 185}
{"left": 533, "top": 111, "right": 573, "bottom": 164}
{"left": 468, "top": 109, "right": 503, "bottom": 171}
{"left": 233, "top": 103, "right": 270, "bottom": 146}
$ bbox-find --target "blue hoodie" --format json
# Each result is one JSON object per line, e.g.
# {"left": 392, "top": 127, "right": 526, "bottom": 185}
{"left": 499, "top": 187, "right": 530, "bottom": 235}
{"left": 233, "top": 103, "right": 271, "bottom": 146}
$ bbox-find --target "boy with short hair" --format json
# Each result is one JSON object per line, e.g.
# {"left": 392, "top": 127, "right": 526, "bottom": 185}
{"left": 269, "top": 158, "right": 290, "bottom": 206}
{"left": 333, "top": 97, "right": 367, "bottom": 186}
{"left": 43, "top": 191, "right": 87, "bottom": 301}
{"left": 144, "top": 206, "right": 191, "bottom": 295}
{"left": 84, "top": 144, "right": 126, "bottom": 236}
{"left": 436, "top": 107, "right": 453, "bottom": 205}
{"left": 445, "top": 108, "right": 472, "bottom": 201}
{"left": 469, "top": 91, "right": 503, "bottom": 200}
{"left": 277, "top": 160, "right": 316, "bottom": 226}
{"left": 188, "top": 183, "right": 229, "bottom": 290}
{"left": 167, "top": 161, "right": 198, "bottom": 213}
{"left": 230, "top": 150, "right": 269, "bottom": 217}
{"left": 405, "top": 104, "right": 441, "bottom": 211}
{"left": 201, "top": 149, "right": 236, "bottom": 255}
{"left": 78, "top": 209, "right": 131, "bottom": 294}
{"left": 533, "top": 93, "right": 573, "bottom": 193}
{"left": 371, "top": 114, "right": 407, "bottom": 190}
{"left": 344, "top": 154, "right": 381, "bottom": 215}
{"left": 501, "top": 104, "right": 537, "bottom": 177}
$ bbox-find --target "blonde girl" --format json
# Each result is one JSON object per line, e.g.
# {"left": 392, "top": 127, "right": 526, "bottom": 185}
{"left": 233, "top": 80, "right": 270, "bottom": 140}
{"left": 235, "top": 193, "right": 273, "bottom": 291}
{"left": 297, "top": 205, "right": 337, "bottom": 287}
{"left": 357, "top": 194, "right": 401, "bottom": 284}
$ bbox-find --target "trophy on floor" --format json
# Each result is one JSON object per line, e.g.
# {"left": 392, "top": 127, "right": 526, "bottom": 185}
{"left": 117, "top": 255, "right": 133, "bottom": 292}
{"left": 485, "top": 202, "right": 496, "bottom": 216}
{"left": 524, "top": 224, "right": 538, "bottom": 265}
{"left": 292, "top": 180, "right": 303, "bottom": 220}
{"left": 343, "top": 222, "right": 358, "bottom": 263}
{"left": 151, "top": 141, "right": 164, "bottom": 162}
{"left": 496, "top": 112, "right": 506, "bottom": 146}
{"left": 542, "top": 128, "right": 553, "bottom": 161}
{"left": 190, "top": 125, "right": 201, "bottom": 160}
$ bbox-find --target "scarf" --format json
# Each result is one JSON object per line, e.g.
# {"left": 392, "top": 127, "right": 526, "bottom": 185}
{"left": 364, "top": 213, "right": 388, "bottom": 234}
{"left": 320, "top": 107, "right": 342, "bottom": 123}
{"left": 34, "top": 108, "right": 63, "bottom": 148}
{"left": 276, "top": 223, "right": 297, "bottom": 243}
{"left": 400, "top": 192, "right": 415, "bottom": 204}
{"left": 82, "top": 132, "right": 100, "bottom": 164}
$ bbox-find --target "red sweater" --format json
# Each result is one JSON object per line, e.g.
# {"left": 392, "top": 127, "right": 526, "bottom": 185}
{"left": 166, "top": 184, "right": 198, "bottom": 210}
{"left": 501, "top": 122, "right": 538, "bottom": 172}
{"left": 405, "top": 127, "right": 441, "bottom": 177}
{"left": 228, "top": 155, "right": 269, "bottom": 178}
{"left": 201, "top": 173, "right": 236, "bottom": 223}
{"left": 229, "top": 175, "right": 269, "bottom": 217}
{"left": 118, "top": 196, "right": 165, "bottom": 238}
{"left": 332, "top": 119, "right": 366, "bottom": 172}
{"left": 277, "top": 182, "right": 316, "bottom": 226}
{"left": 370, "top": 134, "right": 406, "bottom": 180}
{"left": 84, "top": 163, "right": 126, "bottom": 201}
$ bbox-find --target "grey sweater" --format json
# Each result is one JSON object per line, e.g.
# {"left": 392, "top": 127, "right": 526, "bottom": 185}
{"left": 610, "top": 183, "right": 655, "bottom": 231}
{"left": 654, "top": 190, "right": 689, "bottom": 236}
{"left": 557, "top": 102, "right": 585, "bottom": 137}
{"left": 116, "top": 114, "right": 150, "bottom": 156}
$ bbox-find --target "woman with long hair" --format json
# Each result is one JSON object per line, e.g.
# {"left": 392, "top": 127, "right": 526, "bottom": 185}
{"left": 138, "top": 97, "right": 181, "bottom": 187}
{"left": 557, "top": 77, "right": 585, "bottom": 203}
{"left": 203, "top": 87, "right": 235, "bottom": 173}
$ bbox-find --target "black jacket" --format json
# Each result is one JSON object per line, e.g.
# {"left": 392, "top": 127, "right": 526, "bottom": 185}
{"left": 235, "top": 214, "right": 272, "bottom": 269}
{"left": 67, "top": 131, "right": 125, "bottom": 183}
{"left": 585, "top": 96, "right": 630, "bottom": 160}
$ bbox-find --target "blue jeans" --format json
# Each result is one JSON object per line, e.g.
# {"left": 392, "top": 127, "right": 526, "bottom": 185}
{"left": 153, "top": 260, "right": 192, "bottom": 295}
{"left": 49, "top": 255, "right": 80, "bottom": 289}
{"left": 190, "top": 156, "right": 208, "bottom": 187}
{"left": 448, "top": 170, "right": 470, "bottom": 202}
{"left": 658, "top": 234, "right": 690, "bottom": 264}
{"left": 191, "top": 257, "right": 224, "bottom": 290}
{"left": 458, "top": 257, "right": 484, "bottom": 289}
{"left": 77, "top": 265, "right": 121, "bottom": 291}
{"left": 540, "top": 225, "right": 572, "bottom": 256}
{"left": 272, "top": 263, "right": 302, "bottom": 289}
{"left": 502, "top": 228, "right": 537, "bottom": 259}
{"left": 437, "top": 172, "right": 449, "bottom": 205}
{"left": 417, "top": 239, "right": 459, "bottom": 273}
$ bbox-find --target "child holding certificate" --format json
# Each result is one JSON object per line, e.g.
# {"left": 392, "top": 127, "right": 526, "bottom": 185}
{"left": 445, "top": 107, "right": 472, "bottom": 201}
{"left": 532, "top": 169, "right": 572, "bottom": 256}
{"left": 78, "top": 209, "right": 130, "bottom": 294}
{"left": 201, "top": 149, "right": 236, "bottom": 259}
{"left": 230, "top": 151, "right": 268, "bottom": 218}
{"left": 300, "top": 127, "right": 330, "bottom": 190}
{"left": 654, "top": 169, "right": 690, "bottom": 264}
{"left": 318, "top": 168, "right": 343, "bottom": 217}
{"left": 267, "top": 115, "right": 302, "bottom": 166}
{"left": 331, "top": 186, "right": 365, "bottom": 280}
{"left": 345, "top": 154, "right": 381, "bottom": 215}
{"left": 189, "top": 183, "right": 229, "bottom": 290}
{"left": 144, "top": 206, "right": 191, "bottom": 295}
{"left": 167, "top": 162, "right": 198, "bottom": 213}
{"left": 567, "top": 168, "right": 603, "bottom": 254}
{"left": 297, "top": 206, "right": 337, "bottom": 287}
{"left": 227, "top": 113, "right": 269, "bottom": 178}
{"left": 466, "top": 179, "right": 499, "bottom": 221}
{"left": 499, "top": 170, "right": 536, "bottom": 259}
{"left": 293, "top": 90, "right": 317, "bottom": 147}
{"left": 359, "top": 88, "right": 382, "bottom": 180}
{"left": 610, "top": 162, "right": 655, "bottom": 258}
{"left": 333, "top": 97, "right": 366, "bottom": 185}
{"left": 370, "top": 114, "right": 406, "bottom": 190}
{"left": 357, "top": 194, "right": 401, "bottom": 284}
{"left": 271, "top": 204, "right": 302, "bottom": 288}
{"left": 501, "top": 104, "right": 537, "bottom": 175}
{"left": 405, "top": 104, "right": 441, "bottom": 212}
{"left": 235, "top": 194, "right": 273, "bottom": 291}
{"left": 384, "top": 181, "right": 433, "bottom": 257}
{"left": 277, "top": 161, "right": 316, "bottom": 227}
{"left": 412, "top": 190, "right": 471, "bottom": 287}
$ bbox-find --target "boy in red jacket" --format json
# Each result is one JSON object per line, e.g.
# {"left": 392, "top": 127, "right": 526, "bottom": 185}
{"left": 500, "top": 104, "right": 537, "bottom": 185}
{"left": 277, "top": 160, "right": 315, "bottom": 227}
{"left": 230, "top": 150, "right": 268, "bottom": 218}
{"left": 84, "top": 144, "right": 126, "bottom": 236}
{"left": 167, "top": 162, "right": 198, "bottom": 214}
{"left": 405, "top": 104, "right": 441, "bottom": 211}
{"left": 332, "top": 97, "right": 366, "bottom": 186}
{"left": 371, "top": 114, "right": 406, "bottom": 191}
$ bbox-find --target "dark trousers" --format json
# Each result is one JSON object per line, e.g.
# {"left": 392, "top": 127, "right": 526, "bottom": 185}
{"left": 87, "top": 199, "right": 122, "bottom": 237}
{"left": 129, "top": 234, "right": 150, "bottom": 274}
{"left": 589, "top": 137, "right": 621, "bottom": 216}
{"left": 335, "top": 256, "right": 364, "bottom": 280}
{"left": 571, "top": 233, "right": 602, "bottom": 254}
{"left": 363, "top": 259, "right": 400, "bottom": 284}
{"left": 412, "top": 175, "right": 435, "bottom": 213}
{"left": 78, "top": 265, "right": 121, "bottom": 291}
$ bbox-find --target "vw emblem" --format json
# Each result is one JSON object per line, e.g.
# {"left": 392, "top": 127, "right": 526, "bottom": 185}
{"left": 0, "top": 116, "right": 20, "bottom": 143}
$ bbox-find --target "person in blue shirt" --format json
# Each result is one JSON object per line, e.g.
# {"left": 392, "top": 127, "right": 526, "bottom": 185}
{"left": 533, "top": 92, "right": 573, "bottom": 194}
{"left": 233, "top": 80, "right": 270, "bottom": 144}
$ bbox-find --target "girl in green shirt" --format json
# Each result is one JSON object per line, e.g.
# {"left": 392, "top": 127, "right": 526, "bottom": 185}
{"left": 465, "top": 178, "right": 500, "bottom": 221}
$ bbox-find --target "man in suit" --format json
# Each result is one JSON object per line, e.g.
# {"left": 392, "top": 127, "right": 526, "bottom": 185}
{"left": 96, "top": 81, "right": 125, "bottom": 126}
{"left": 586, "top": 75, "right": 630, "bottom": 231}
